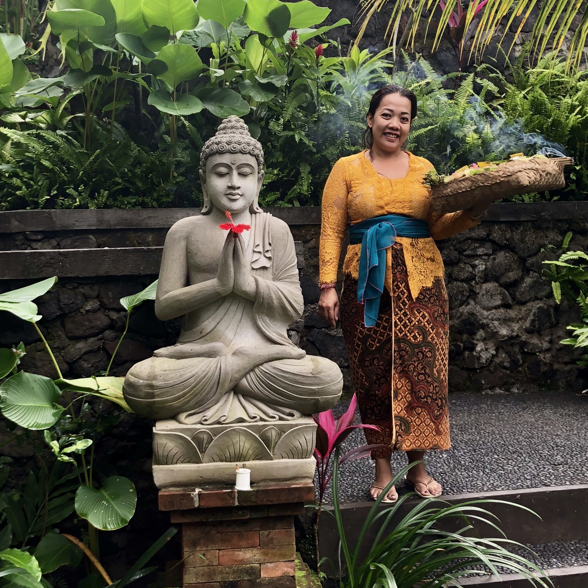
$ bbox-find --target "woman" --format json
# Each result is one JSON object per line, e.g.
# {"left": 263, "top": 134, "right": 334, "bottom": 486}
{"left": 318, "top": 85, "right": 488, "bottom": 502}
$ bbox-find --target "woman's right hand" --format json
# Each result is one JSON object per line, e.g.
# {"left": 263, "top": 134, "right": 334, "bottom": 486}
{"left": 318, "top": 287, "right": 339, "bottom": 328}
{"left": 216, "top": 233, "right": 235, "bottom": 296}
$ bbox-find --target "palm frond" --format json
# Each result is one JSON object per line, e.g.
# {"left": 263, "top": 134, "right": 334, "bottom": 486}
{"left": 356, "top": 0, "right": 588, "bottom": 73}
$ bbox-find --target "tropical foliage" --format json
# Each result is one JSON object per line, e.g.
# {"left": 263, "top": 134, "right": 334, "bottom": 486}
{"left": 0, "top": 0, "right": 585, "bottom": 209}
{"left": 544, "top": 233, "right": 588, "bottom": 372}
{"left": 355, "top": 0, "right": 588, "bottom": 73}
{"left": 0, "top": 277, "right": 172, "bottom": 586}
{"left": 500, "top": 52, "right": 588, "bottom": 201}
{"left": 0, "top": 0, "right": 365, "bottom": 209}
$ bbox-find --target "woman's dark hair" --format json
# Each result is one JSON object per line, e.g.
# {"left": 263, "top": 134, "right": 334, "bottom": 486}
{"left": 362, "top": 84, "right": 418, "bottom": 150}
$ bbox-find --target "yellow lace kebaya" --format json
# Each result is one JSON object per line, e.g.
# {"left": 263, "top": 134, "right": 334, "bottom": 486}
{"left": 319, "top": 151, "right": 479, "bottom": 300}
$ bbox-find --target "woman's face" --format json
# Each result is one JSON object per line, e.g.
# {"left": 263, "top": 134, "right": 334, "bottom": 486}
{"left": 367, "top": 92, "right": 412, "bottom": 154}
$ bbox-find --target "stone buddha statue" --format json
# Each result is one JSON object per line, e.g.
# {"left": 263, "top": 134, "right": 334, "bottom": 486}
{"left": 123, "top": 117, "right": 343, "bottom": 487}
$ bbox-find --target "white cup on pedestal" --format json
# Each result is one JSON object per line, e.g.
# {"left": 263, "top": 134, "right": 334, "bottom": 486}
{"left": 235, "top": 467, "right": 251, "bottom": 491}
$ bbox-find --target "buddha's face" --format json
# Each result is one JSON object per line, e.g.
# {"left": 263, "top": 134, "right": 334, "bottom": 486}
{"left": 202, "top": 153, "right": 263, "bottom": 214}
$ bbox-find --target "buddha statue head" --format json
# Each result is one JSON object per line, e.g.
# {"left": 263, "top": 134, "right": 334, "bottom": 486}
{"left": 199, "top": 116, "right": 264, "bottom": 215}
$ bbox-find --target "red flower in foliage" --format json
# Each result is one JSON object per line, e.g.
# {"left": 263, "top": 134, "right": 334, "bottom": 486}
{"left": 315, "top": 44, "right": 323, "bottom": 58}
{"left": 289, "top": 30, "right": 299, "bottom": 48}
{"left": 219, "top": 210, "right": 250, "bottom": 234}
{"left": 313, "top": 394, "right": 383, "bottom": 505}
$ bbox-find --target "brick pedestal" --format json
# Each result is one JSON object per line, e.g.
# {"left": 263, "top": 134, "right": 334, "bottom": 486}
{"left": 159, "top": 482, "right": 314, "bottom": 588}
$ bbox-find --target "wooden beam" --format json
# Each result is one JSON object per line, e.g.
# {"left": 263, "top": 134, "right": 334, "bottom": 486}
{"left": 1, "top": 202, "right": 586, "bottom": 233}
{"left": 0, "top": 207, "right": 323, "bottom": 233}
{"left": 0, "top": 247, "right": 162, "bottom": 279}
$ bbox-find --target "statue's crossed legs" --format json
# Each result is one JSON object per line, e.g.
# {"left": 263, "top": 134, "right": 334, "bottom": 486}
{"left": 123, "top": 343, "right": 343, "bottom": 421}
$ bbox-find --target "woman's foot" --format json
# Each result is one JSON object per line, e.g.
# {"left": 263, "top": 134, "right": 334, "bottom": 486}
{"left": 404, "top": 474, "right": 442, "bottom": 497}
{"left": 406, "top": 450, "right": 442, "bottom": 497}
{"left": 370, "top": 483, "right": 398, "bottom": 503}
{"left": 370, "top": 457, "right": 398, "bottom": 503}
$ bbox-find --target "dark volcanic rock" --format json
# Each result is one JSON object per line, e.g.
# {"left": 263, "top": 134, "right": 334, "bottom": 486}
{"left": 63, "top": 337, "right": 103, "bottom": 363}
{"left": 58, "top": 288, "right": 86, "bottom": 314}
{"left": 71, "top": 350, "right": 110, "bottom": 377}
{"left": 486, "top": 251, "right": 522, "bottom": 286}
{"left": 20, "top": 347, "right": 68, "bottom": 378}
{"left": 447, "top": 282, "right": 470, "bottom": 310}
{"left": 307, "top": 329, "right": 349, "bottom": 367}
{"left": 104, "top": 339, "right": 152, "bottom": 364}
{"left": 524, "top": 303, "right": 556, "bottom": 333}
{"left": 476, "top": 282, "right": 512, "bottom": 310}
{"left": 64, "top": 311, "right": 111, "bottom": 338}
{"left": 60, "top": 235, "right": 98, "bottom": 249}
{"left": 99, "top": 283, "right": 143, "bottom": 311}
{"left": 514, "top": 273, "right": 552, "bottom": 303}
{"left": 300, "top": 275, "right": 320, "bottom": 305}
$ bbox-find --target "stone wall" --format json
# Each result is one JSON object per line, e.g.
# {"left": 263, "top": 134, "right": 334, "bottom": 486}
{"left": 1, "top": 204, "right": 587, "bottom": 396}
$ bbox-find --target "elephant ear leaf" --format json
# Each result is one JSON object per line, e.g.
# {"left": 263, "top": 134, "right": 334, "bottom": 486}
{"left": 34, "top": 533, "right": 83, "bottom": 574}
{"left": 75, "top": 476, "right": 137, "bottom": 530}
{"left": 0, "top": 277, "right": 57, "bottom": 323}
{"left": 120, "top": 280, "right": 158, "bottom": 312}
{"left": 142, "top": 0, "right": 199, "bottom": 36}
{"left": 197, "top": 0, "right": 246, "bottom": 29}
{"left": 0, "top": 548, "right": 42, "bottom": 581}
{"left": 0, "top": 372, "right": 64, "bottom": 430}
{"left": 0, "top": 349, "right": 18, "bottom": 379}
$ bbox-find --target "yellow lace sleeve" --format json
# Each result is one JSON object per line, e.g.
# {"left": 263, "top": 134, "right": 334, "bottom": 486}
{"left": 319, "top": 158, "right": 349, "bottom": 286}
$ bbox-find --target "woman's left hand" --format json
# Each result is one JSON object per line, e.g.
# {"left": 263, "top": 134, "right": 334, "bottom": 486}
{"left": 468, "top": 197, "right": 493, "bottom": 219}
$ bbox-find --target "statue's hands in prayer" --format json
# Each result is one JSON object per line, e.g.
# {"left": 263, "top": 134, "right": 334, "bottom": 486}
{"left": 318, "top": 288, "right": 339, "bottom": 328}
{"left": 233, "top": 233, "right": 257, "bottom": 301}
{"left": 216, "top": 233, "right": 235, "bottom": 296}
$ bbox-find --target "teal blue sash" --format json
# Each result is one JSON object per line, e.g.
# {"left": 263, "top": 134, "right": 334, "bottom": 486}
{"left": 350, "top": 214, "right": 430, "bottom": 327}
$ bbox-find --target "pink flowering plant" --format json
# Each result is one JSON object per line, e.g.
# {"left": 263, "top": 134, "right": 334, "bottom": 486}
{"left": 313, "top": 394, "right": 383, "bottom": 506}
{"left": 440, "top": 0, "right": 488, "bottom": 71}
{"left": 312, "top": 394, "right": 383, "bottom": 568}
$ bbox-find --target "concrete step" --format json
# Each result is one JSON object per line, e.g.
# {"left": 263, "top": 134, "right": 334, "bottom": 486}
{"left": 319, "top": 484, "right": 588, "bottom": 565}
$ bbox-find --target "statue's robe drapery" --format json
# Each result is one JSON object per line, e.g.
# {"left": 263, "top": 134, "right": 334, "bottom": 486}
{"left": 123, "top": 212, "right": 343, "bottom": 422}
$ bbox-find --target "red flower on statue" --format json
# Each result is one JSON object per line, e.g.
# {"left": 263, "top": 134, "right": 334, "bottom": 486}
{"left": 219, "top": 211, "right": 251, "bottom": 234}
{"left": 315, "top": 44, "right": 323, "bottom": 58}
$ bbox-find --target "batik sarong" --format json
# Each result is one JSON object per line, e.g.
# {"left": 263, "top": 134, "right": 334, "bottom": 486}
{"left": 340, "top": 243, "right": 450, "bottom": 457}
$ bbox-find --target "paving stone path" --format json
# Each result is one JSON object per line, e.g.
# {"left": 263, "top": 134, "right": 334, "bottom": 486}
{"left": 324, "top": 391, "right": 588, "bottom": 505}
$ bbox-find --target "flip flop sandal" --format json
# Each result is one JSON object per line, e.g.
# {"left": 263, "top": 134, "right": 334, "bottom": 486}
{"left": 370, "top": 484, "right": 398, "bottom": 504}
{"left": 404, "top": 475, "right": 442, "bottom": 499}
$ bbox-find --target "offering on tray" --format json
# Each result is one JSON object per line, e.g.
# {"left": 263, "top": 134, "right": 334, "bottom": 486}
{"left": 425, "top": 154, "right": 573, "bottom": 214}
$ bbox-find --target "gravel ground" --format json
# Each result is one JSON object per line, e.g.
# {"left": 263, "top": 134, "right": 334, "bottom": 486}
{"left": 460, "top": 540, "right": 588, "bottom": 577}
{"left": 321, "top": 391, "right": 588, "bottom": 504}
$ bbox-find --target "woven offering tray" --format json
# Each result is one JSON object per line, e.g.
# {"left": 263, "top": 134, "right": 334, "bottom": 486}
{"left": 426, "top": 155, "right": 573, "bottom": 214}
